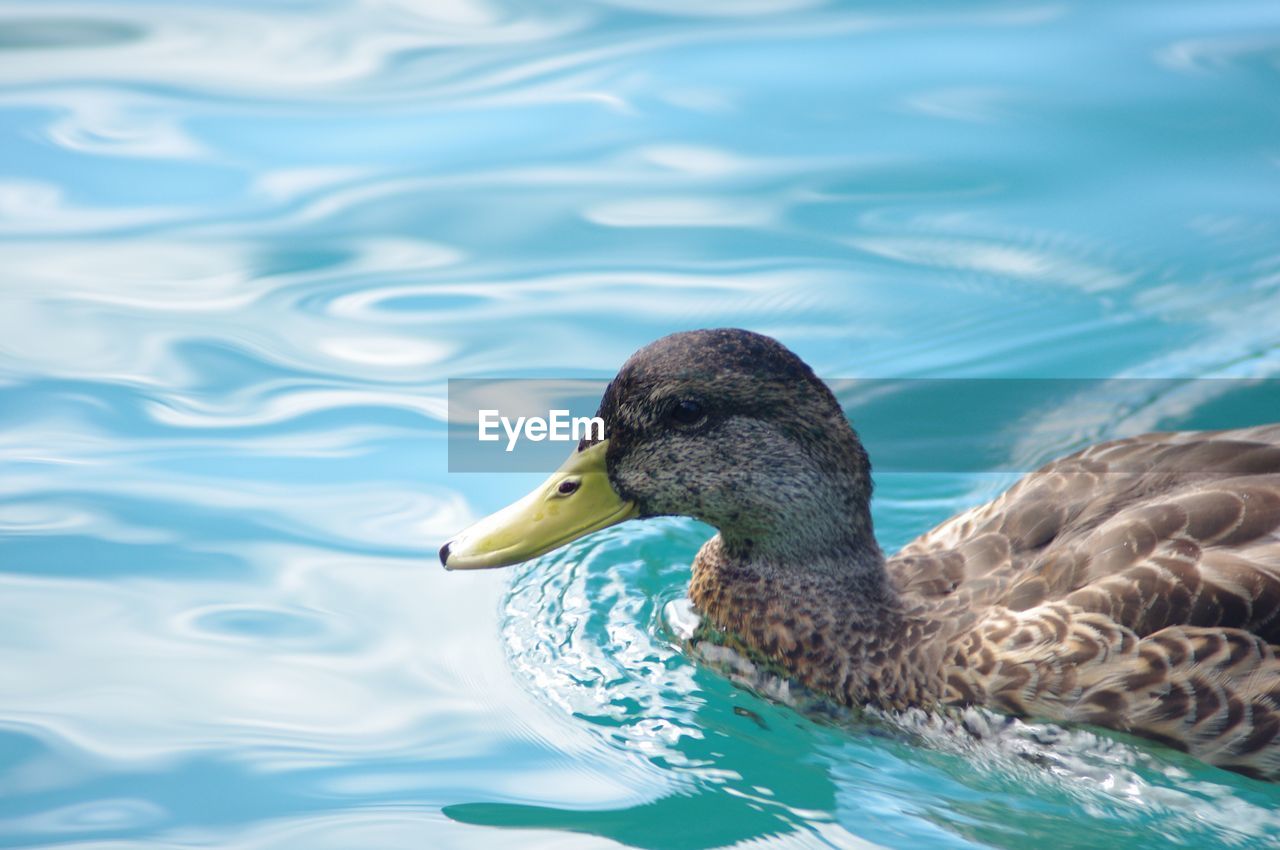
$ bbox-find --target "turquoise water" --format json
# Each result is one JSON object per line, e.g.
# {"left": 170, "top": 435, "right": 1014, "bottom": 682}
{"left": 3, "top": 0, "right": 1280, "bottom": 847}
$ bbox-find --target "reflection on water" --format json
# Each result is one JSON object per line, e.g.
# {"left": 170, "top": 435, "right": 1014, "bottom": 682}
{"left": 2, "top": 0, "right": 1280, "bottom": 847}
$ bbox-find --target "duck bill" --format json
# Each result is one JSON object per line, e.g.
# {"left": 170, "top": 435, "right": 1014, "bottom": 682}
{"left": 440, "top": 440, "right": 637, "bottom": 570}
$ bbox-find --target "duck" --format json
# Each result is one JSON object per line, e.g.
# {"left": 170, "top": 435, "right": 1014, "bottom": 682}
{"left": 441, "top": 328, "right": 1280, "bottom": 779}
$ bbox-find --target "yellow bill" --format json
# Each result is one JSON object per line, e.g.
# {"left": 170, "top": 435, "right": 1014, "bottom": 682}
{"left": 440, "top": 440, "right": 637, "bottom": 570}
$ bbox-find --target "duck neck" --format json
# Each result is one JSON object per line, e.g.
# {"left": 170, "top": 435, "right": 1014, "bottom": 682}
{"left": 686, "top": 468, "right": 936, "bottom": 707}
{"left": 714, "top": 444, "right": 889, "bottom": 596}
{"left": 715, "top": 523, "right": 898, "bottom": 622}
{"left": 718, "top": 512, "right": 886, "bottom": 587}
{"left": 690, "top": 531, "right": 917, "bottom": 707}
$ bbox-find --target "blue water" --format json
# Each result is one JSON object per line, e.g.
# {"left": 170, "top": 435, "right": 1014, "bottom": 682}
{"left": 3, "top": 1, "right": 1280, "bottom": 847}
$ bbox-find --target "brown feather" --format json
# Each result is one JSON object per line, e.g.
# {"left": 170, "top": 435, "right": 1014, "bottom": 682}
{"left": 691, "top": 424, "right": 1280, "bottom": 778}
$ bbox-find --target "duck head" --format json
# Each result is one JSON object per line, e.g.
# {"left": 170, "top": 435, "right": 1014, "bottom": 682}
{"left": 440, "top": 328, "right": 879, "bottom": 572}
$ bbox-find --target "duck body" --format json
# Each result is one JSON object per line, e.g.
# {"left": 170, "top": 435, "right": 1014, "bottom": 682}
{"left": 442, "top": 328, "right": 1280, "bottom": 778}
{"left": 691, "top": 425, "right": 1280, "bottom": 778}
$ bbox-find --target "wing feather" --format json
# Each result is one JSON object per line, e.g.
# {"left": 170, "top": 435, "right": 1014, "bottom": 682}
{"left": 889, "top": 425, "right": 1280, "bottom": 776}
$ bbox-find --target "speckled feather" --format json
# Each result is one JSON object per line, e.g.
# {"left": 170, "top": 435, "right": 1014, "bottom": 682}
{"left": 595, "top": 330, "right": 1280, "bottom": 779}
{"left": 691, "top": 425, "right": 1280, "bottom": 779}
{"left": 893, "top": 426, "right": 1280, "bottom": 777}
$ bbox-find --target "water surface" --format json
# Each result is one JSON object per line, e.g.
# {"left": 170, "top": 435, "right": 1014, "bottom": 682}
{"left": 3, "top": 0, "right": 1280, "bottom": 847}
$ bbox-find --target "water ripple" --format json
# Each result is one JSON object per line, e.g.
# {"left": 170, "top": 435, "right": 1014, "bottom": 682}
{"left": 4, "top": 0, "right": 1280, "bottom": 846}
{"left": 503, "top": 521, "right": 1280, "bottom": 847}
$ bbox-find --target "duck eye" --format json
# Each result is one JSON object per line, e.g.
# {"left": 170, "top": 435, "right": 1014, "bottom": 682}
{"left": 667, "top": 399, "right": 706, "bottom": 428}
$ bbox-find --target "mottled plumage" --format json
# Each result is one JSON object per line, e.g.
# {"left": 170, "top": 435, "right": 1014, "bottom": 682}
{"left": 449, "top": 327, "right": 1280, "bottom": 778}
{"left": 596, "top": 331, "right": 1280, "bottom": 779}
{"left": 690, "top": 425, "right": 1280, "bottom": 777}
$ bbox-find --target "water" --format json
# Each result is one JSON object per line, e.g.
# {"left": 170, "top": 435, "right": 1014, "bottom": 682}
{"left": 2, "top": 1, "right": 1280, "bottom": 847}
